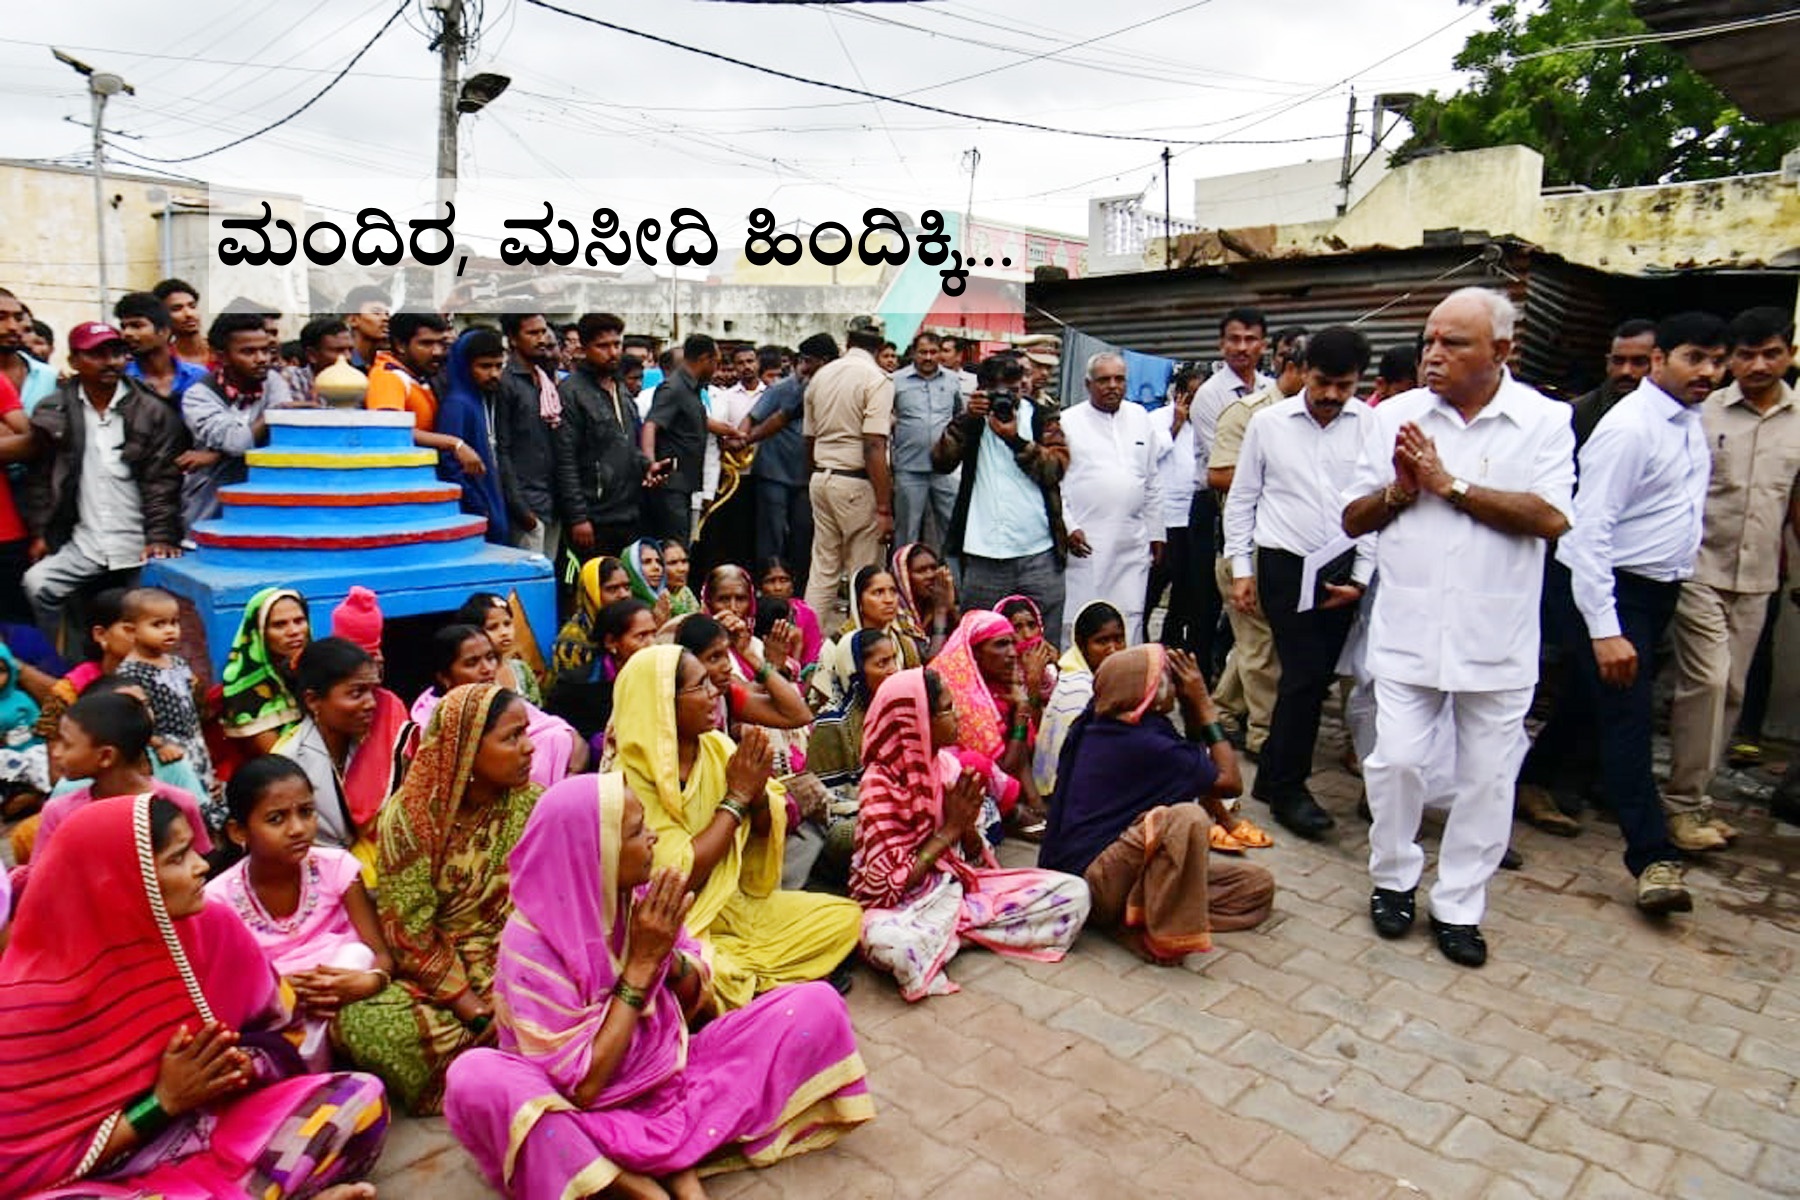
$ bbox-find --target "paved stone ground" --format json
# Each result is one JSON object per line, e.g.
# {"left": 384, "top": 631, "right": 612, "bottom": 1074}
{"left": 373, "top": 728, "right": 1800, "bottom": 1200}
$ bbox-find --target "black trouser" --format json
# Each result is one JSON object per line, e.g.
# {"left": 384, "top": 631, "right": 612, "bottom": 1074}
{"left": 1575, "top": 570, "right": 1680, "bottom": 877}
{"left": 1517, "top": 559, "right": 1600, "bottom": 800}
{"left": 754, "top": 477, "right": 814, "bottom": 594}
{"left": 642, "top": 488, "right": 693, "bottom": 545}
{"left": 1254, "top": 547, "right": 1356, "bottom": 803}
{"left": 0, "top": 539, "right": 31, "bottom": 625}
{"left": 1187, "top": 491, "right": 1226, "bottom": 673}
{"left": 1145, "top": 523, "right": 1199, "bottom": 645}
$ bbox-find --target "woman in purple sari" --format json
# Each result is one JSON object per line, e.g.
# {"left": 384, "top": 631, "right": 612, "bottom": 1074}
{"left": 444, "top": 772, "right": 874, "bottom": 1199}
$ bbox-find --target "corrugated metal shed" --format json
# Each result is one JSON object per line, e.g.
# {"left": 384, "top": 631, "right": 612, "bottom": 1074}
{"left": 1026, "top": 239, "right": 1796, "bottom": 398}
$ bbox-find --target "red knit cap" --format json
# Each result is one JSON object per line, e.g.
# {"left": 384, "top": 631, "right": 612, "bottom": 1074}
{"left": 331, "top": 586, "right": 384, "bottom": 653}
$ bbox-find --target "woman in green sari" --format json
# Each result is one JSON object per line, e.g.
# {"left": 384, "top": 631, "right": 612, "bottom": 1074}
{"left": 219, "top": 587, "right": 314, "bottom": 756}
{"left": 334, "top": 683, "right": 542, "bottom": 1114}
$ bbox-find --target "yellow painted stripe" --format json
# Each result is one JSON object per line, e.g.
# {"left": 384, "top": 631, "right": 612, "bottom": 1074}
{"left": 246, "top": 449, "right": 435, "bottom": 468}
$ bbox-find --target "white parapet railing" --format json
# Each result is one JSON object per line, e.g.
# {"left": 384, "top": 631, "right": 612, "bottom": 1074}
{"left": 1090, "top": 195, "right": 1201, "bottom": 273}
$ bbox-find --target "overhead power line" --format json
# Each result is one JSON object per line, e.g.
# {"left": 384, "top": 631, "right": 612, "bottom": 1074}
{"left": 519, "top": 0, "right": 1342, "bottom": 147}
{"left": 124, "top": 0, "right": 410, "bottom": 164}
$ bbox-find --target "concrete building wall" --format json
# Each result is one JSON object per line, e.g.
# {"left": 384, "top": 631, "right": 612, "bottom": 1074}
{"left": 1301, "top": 145, "right": 1547, "bottom": 254}
{"left": 1193, "top": 157, "right": 1388, "bottom": 230}
{"left": 1537, "top": 173, "right": 1800, "bottom": 273}
{"left": 0, "top": 162, "right": 311, "bottom": 342}
{"left": 0, "top": 160, "right": 176, "bottom": 338}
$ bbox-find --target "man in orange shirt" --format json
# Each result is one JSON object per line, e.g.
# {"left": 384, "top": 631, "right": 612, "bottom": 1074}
{"left": 366, "top": 311, "right": 481, "bottom": 475}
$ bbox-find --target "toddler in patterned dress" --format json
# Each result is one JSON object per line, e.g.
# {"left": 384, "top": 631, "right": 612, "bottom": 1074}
{"left": 115, "top": 587, "right": 218, "bottom": 825}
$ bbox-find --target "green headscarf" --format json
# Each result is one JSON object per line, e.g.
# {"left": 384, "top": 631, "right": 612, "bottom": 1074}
{"left": 220, "top": 587, "right": 309, "bottom": 737}
{"left": 621, "top": 538, "right": 666, "bottom": 605}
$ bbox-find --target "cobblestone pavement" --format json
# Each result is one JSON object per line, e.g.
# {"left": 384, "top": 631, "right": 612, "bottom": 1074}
{"left": 374, "top": 738, "right": 1800, "bottom": 1200}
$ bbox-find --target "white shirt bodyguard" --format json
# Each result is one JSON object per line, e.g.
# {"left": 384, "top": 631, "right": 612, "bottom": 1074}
{"left": 1556, "top": 377, "right": 1710, "bottom": 639}
{"left": 1191, "top": 365, "right": 1273, "bottom": 476}
{"left": 1344, "top": 374, "right": 1576, "bottom": 693}
{"left": 1225, "top": 394, "right": 1375, "bottom": 586}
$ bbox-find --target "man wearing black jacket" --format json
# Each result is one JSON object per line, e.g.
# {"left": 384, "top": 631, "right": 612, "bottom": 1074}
{"left": 497, "top": 309, "right": 577, "bottom": 555}
{"left": 21, "top": 322, "right": 186, "bottom": 640}
{"left": 559, "top": 312, "right": 661, "bottom": 560}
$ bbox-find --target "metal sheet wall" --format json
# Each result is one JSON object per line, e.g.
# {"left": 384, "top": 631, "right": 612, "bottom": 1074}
{"left": 1025, "top": 244, "right": 1530, "bottom": 372}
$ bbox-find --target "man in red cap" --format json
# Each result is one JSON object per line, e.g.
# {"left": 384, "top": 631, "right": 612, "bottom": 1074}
{"left": 19, "top": 321, "right": 187, "bottom": 642}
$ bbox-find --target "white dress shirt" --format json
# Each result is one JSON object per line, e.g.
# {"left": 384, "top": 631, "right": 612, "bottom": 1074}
{"left": 1224, "top": 394, "right": 1374, "bottom": 583}
{"left": 1192, "top": 365, "right": 1273, "bottom": 479}
{"left": 71, "top": 383, "right": 147, "bottom": 568}
{"left": 1555, "top": 378, "right": 1710, "bottom": 639}
{"left": 1156, "top": 410, "right": 1196, "bottom": 529}
{"left": 1344, "top": 374, "right": 1576, "bottom": 692}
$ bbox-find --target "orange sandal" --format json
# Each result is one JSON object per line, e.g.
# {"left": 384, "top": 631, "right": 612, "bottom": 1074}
{"left": 1227, "top": 817, "right": 1274, "bottom": 849}
{"left": 1209, "top": 822, "right": 1247, "bottom": 854}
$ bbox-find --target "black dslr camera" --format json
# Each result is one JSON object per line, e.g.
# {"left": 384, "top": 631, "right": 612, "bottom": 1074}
{"left": 976, "top": 353, "right": 1026, "bottom": 423}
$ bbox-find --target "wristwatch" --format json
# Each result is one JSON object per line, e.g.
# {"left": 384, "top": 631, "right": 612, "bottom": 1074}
{"left": 1448, "top": 478, "right": 1471, "bottom": 509}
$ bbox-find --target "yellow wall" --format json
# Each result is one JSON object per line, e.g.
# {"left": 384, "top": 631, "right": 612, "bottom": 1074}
{"left": 1537, "top": 174, "right": 1800, "bottom": 273}
{"left": 0, "top": 162, "right": 310, "bottom": 347}
{"left": 0, "top": 160, "right": 183, "bottom": 339}
{"left": 1145, "top": 145, "right": 1800, "bottom": 285}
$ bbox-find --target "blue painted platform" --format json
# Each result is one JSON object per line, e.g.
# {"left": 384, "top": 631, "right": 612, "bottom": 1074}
{"left": 146, "top": 408, "right": 556, "bottom": 674}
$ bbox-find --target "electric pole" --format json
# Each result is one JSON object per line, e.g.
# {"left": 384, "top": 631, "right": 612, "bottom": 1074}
{"left": 1162, "top": 146, "right": 1172, "bottom": 270}
{"left": 1336, "top": 90, "right": 1358, "bottom": 217}
{"left": 54, "top": 49, "right": 133, "bottom": 318}
{"left": 436, "top": 0, "right": 464, "bottom": 211}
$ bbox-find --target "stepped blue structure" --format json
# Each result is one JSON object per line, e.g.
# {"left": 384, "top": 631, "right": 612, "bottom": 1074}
{"left": 145, "top": 408, "right": 556, "bottom": 673}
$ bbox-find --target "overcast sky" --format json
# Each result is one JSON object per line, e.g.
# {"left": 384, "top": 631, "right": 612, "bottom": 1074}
{"left": 2, "top": 0, "right": 1484, "bottom": 250}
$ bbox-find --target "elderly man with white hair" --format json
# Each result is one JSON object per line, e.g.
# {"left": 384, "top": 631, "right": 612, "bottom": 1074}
{"left": 1341, "top": 286, "right": 1575, "bottom": 969}
{"left": 1058, "top": 351, "right": 1169, "bottom": 644}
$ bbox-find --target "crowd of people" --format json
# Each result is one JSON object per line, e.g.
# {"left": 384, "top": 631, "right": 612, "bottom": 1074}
{"left": 0, "top": 273, "right": 1793, "bottom": 1197}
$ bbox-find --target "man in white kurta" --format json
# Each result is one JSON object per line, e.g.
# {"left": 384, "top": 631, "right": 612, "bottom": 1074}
{"left": 1059, "top": 352, "right": 1169, "bottom": 645}
{"left": 1341, "top": 288, "right": 1575, "bottom": 970}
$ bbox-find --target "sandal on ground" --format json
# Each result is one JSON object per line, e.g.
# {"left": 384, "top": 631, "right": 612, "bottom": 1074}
{"left": 1008, "top": 808, "right": 1049, "bottom": 843}
{"left": 1209, "top": 823, "right": 1247, "bottom": 854}
{"left": 1226, "top": 817, "right": 1274, "bottom": 849}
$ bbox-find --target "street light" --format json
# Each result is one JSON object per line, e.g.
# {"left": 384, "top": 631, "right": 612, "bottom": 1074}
{"left": 54, "top": 48, "right": 134, "bottom": 318}
{"left": 457, "top": 72, "right": 510, "bottom": 114}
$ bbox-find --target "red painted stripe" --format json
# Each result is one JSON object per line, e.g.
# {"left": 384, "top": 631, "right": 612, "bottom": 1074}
{"left": 193, "top": 519, "right": 487, "bottom": 550}
{"left": 221, "top": 487, "right": 461, "bottom": 507}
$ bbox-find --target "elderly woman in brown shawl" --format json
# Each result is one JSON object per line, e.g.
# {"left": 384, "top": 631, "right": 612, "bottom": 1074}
{"left": 1040, "top": 645, "right": 1275, "bottom": 965}
{"left": 335, "top": 682, "right": 541, "bottom": 1114}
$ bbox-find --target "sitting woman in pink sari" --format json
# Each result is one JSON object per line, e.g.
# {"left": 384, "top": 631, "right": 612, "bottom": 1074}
{"left": 0, "top": 793, "right": 388, "bottom": 1199}
{"left": 851, "top": 667, "right": 1090, "bottom": 1001}
{"left": 445, "top": 773, "right": 874, "bottom": 1199}
{"left": 411, "top": 623, "right": 588, "bottom": 786}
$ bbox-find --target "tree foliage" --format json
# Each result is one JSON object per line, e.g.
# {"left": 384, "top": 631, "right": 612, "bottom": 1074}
{"left": 1394, "top": 0, "right": 1800, "bottom": 188}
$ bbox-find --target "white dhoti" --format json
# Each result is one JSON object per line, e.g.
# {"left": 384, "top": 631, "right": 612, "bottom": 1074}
{"left": 1062, "top": 523, "right": 1152, "bottom": 646}
{"left": 1364, "top": 678, "right": 1531, "bottom": 926}
{"left": 1058, "top": 398, "right": 1170, "bottom": 647}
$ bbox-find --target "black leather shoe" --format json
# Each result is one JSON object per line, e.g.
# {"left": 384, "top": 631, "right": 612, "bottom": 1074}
{"left": 1369, "top": 887, "right": 1416, "bottom": 938}
{"left": 1499, "top": 845, "right": 1524, "bottom": 871}
{"left": 1430, "top": 918, "right": 1488, "bottom": 968}
{"left": 1270, "top": 794, "right": 1336, "bottom": 839}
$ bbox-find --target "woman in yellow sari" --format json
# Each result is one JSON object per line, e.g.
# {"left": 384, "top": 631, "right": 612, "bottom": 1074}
{"left": 613, "top": 644, "right": 862, "bottom": 1009}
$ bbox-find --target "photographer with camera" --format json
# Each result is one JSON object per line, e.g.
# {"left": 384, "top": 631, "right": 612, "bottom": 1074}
{"left": 929, "top": 351, "right": 1071, "bottom": 640}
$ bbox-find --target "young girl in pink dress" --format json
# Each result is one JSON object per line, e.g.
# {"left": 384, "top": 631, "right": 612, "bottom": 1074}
{"left": 206, "top": 754, "right": 399, "bottom": 1069}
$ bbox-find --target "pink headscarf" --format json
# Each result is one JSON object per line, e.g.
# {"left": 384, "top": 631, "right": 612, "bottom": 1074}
{"left": 994, "top": 594, "right": 1045, "bottom": 652}
{"left": 930, "top": 609, "right": 1014, "bottom": 760}
{"left": 494, "top": 773, "right": 699, "bottom": 1105}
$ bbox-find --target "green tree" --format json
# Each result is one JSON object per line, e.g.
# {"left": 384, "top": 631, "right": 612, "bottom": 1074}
{"left": 1395, "top": 0, "right": 1800, "bottom": 188}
